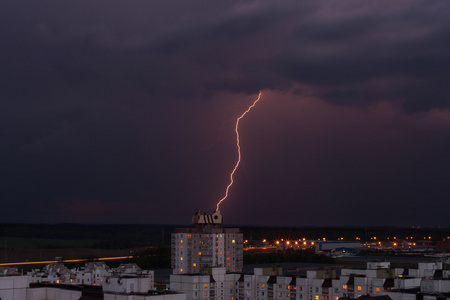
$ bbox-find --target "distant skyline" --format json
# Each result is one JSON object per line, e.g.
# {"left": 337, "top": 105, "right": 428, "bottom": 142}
{"left": 1, "top": 1, "right": 450, "bottom": 226}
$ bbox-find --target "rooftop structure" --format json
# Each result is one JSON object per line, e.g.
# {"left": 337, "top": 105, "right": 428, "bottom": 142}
{"left": 192, "top": 209, "right": 223, "bottom": 225}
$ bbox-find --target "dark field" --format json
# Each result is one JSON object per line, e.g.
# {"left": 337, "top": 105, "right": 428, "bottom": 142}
{"left": 1, "top": 224, "right": 449, "bottom": 266}
{"left": 0, "top": 247, "right": 137, "bottom": 264}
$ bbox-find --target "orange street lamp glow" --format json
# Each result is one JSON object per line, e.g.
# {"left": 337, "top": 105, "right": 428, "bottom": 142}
{"left": 216, "top": 91, "right": 262, "bottom": 211}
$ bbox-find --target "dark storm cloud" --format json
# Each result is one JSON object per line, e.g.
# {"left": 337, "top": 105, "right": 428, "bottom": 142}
{"left": 272, "top": 1, "right": 450, "bottom": 111}
{"left": 4, "top": 1, "right": 448, "bottom": 108}
{"left": 1, "top": 0, "right": 450, "bottom": 225}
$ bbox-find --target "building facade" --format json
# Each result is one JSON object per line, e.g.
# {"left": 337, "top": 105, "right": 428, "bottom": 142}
{"left": 171, "top": 210, "right": 243, "bottom": 275}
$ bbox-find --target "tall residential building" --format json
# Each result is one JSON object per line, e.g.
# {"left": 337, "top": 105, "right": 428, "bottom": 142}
{"left": 171, "top": 210, "right": 243, "bottom": 275}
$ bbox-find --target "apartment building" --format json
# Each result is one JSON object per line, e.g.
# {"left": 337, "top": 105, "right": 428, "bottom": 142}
{"left": 172, "top": 210, "right": 243, "bottom": 275}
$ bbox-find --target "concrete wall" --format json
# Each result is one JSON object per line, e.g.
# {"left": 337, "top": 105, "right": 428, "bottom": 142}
{"left": 27, "top": 287, "right": 81, "bottom": 300}
{"left": 0, "top": 276, "right": 29, "bottom": 300}
{"left": 103, "top": 276, "right": 152, "bottom": 294}
{"left": 104, "top": 292, "right": 186, "bottom": 300}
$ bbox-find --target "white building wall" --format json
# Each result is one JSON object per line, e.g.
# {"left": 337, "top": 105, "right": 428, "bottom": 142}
{"left": 372, "top": 278, "right": 385, "bottom": 295}
{"left": 103, "top": 276, "right": 152, "bottom": 294}
{"left": 354, "top": 276, "right": 368, "bottom": 298}
{"left": 212, "top": 234, "right": 226, "bottom": 268}
{"left": 92, "top": 268, "right": 109, "bottom": 285}
{"left": 27, "top": 287, "right": 81, "bottom": 300}
{"left": 421, "top": 279, "right": 450, "bottom": 293}
{"left": 170, "top": 268, "right": 242, "bottom": 300}
{"left": 296, "top": 277, "right": 310, "bottom": 300}
{"left": 273, "top": 276, "right": 293, "bottom": 300}
{"left": 103, "top": 292, "right": 186, "bottom": 300}
{"left": 173, "top": 233, "right": 190, "bottom": 274}
{"left": 394, "top": 278, "right": 421, "bottom": 290}
{"left": 0, "top": 276, "right": 29, "bottom": 300}
{"left": 383, "top": 291, "right": 417, "bottom": 300}
{"left": 243, "top": 274, "right": 257, "bottom": 300}
{"left": 170, "top": 274, "right": 211, "bottom": 300}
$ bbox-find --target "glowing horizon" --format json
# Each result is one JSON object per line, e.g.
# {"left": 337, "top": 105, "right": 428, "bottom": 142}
{"left": 216, "top": 91, "right": 262, "bottom": 211}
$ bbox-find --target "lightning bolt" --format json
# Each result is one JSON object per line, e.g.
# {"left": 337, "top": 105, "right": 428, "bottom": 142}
{"left": 216, "top": 91, "right": 262, "bottom": 211}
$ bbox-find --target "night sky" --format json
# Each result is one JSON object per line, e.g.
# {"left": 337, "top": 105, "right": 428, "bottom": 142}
{"left": 2, "top": 1, "right": 450, "bottom": 227}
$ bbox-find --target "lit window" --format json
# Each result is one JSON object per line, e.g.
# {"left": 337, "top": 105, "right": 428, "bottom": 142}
{"left": 315, "top": 296, "right": 319, "bottom": 300}
{"left": 232, "top": 240, "right": 235, "bottom": 243}
{"left": 357, "top": 286, "right": 361, "bottom": 291}
{"left": 180, "top": 240, "right": 183, "bottom": 243}
{"left": 376, "top": 288, "right": 380, "bottom": 292}
{"left": 199, "top": 252, "right": 201, "bottom": 255}
{"left": 335, "top": 297, "right": 339, "bottom": 300}
{"left": 204, "top": 284, "right": 208, "bottom": 288}
{"left": 230, "top": 282, "right": 233, "bottom": 286}
{"left": 262, "top": 284, "right": 265, "bottom": 288}
{"left": 180, "top": 269, "right": 183, "bottom": 272}
{"left": 180, "top": 257, "right": 183, "bottom": 260}
{"left": 193, "top": 263, "right": 196, "bottom": 267}
{"left": 343, "top": 285, "right": 347, "bottom": 290}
